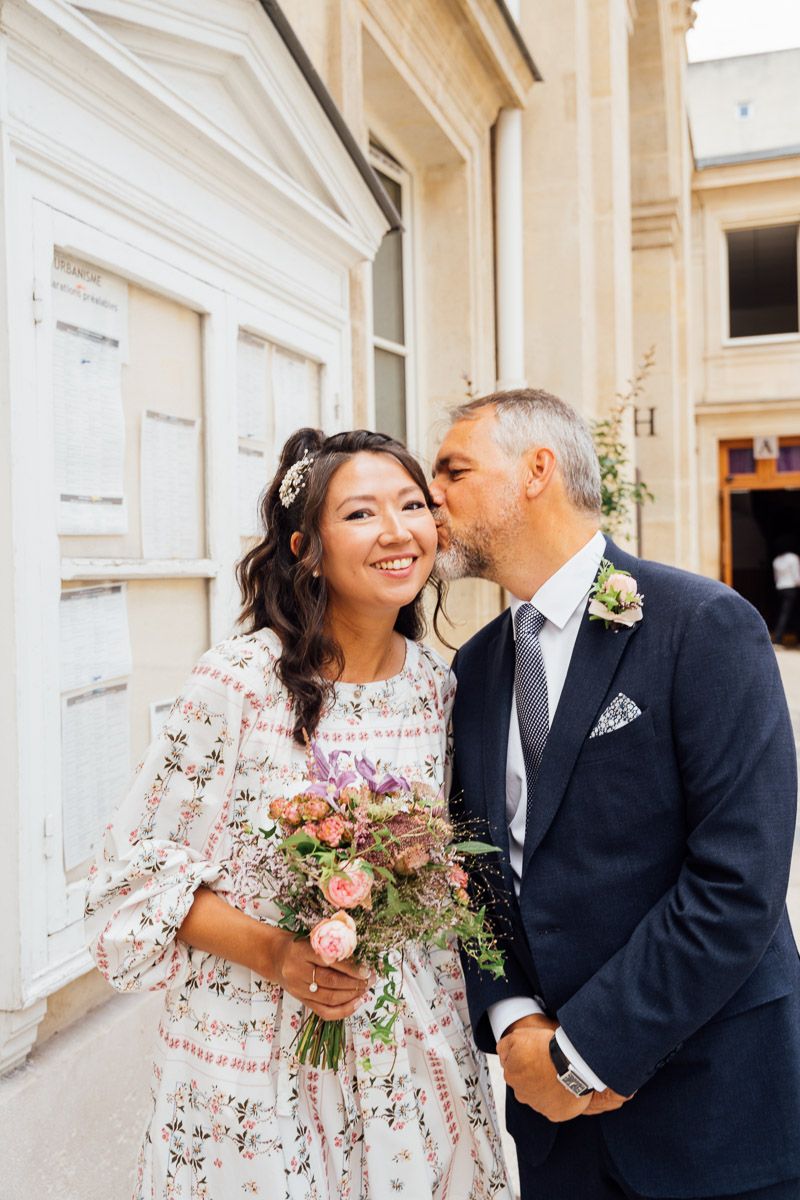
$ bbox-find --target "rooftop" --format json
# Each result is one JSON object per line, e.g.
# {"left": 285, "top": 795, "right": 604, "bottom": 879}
{"left": 687, "top": 47, "right": 800, "bottom": 168}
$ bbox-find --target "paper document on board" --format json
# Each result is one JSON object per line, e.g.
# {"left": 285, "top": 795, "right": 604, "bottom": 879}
{"left": 53, "top": 322, "right": 127, "bottom": 534}
{"left": 140, "top": 410, "right": 202, "bottom": 559}
{"left": 61, "top": 682, "right": 130, "bottom": 872}
{"left": 59, "top": 584, "right": 132, "bottom": 693}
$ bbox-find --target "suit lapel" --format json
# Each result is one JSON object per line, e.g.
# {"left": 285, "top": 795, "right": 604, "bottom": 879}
{"left": 521, "top": 539, "right": 642, "bottom": 874}
{"left": 480, "top": 613, "right": 515, "bottom": 888}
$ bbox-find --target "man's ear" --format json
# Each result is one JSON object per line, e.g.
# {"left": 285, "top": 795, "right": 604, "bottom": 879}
{"left": 523, "top": 447, "right": 556, "bottom": 499}
{"left": 289, "top": 531, "right": 303, "bottom": 558}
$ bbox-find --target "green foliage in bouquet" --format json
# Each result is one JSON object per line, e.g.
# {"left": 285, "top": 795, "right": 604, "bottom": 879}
{"left": 260, "top": 741, "right": 505, "bottom": 1070}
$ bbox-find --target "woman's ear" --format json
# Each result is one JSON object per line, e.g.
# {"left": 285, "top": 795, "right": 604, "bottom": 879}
{"left": 289, "top": 531, "right": 303, "bottom": 558}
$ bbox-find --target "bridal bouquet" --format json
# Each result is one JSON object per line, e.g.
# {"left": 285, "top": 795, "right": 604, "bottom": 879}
{"left": 262, "top": 740, "right": 505, "bottom": 1069}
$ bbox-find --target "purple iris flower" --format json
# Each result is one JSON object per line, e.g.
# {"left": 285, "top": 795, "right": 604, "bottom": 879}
{"left": 306, "top": 740, "right": 357, "bottom": 807}
{"left": 355, "top": 754, "right": 410, "bottom": 794}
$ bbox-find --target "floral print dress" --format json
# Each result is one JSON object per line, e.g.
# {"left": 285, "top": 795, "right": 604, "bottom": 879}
{"left": 86, "top": 629, "right": 512, "bottom": 1200}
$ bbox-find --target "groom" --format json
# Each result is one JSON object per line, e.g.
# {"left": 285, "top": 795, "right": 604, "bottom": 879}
{"left": 431, "top": 389, "right": 800, "bottom": 1200}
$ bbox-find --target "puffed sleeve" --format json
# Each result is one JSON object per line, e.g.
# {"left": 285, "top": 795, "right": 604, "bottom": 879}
{"left": 85, "top": 641, "right": 257, "bottom": 992}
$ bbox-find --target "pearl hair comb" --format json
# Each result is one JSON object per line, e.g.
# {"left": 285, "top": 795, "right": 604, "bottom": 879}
{"left": 279, "top": 449, "right": 315, "bottom": 509}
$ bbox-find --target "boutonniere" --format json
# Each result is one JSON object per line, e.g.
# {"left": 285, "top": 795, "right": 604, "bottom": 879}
{"left": 588, "top": 559, "right": 644, "bottom": 630}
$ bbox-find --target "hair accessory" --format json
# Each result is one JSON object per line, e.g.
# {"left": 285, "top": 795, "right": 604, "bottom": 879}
{"left": 279, "top": 449, "right": 315, "bottom": 509}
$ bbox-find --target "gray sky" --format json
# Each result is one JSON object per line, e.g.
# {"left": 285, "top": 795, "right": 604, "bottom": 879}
{"left": 687, "top": 0, "right": 800, "bottom": 62}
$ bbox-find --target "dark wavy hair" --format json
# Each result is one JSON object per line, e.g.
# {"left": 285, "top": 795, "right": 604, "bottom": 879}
{"left": 237, "top": 428, "right": 448, "bottom": 742}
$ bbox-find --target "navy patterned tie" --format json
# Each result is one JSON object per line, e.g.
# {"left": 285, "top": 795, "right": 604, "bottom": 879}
{"left": 514, "top": 603, "right": 550, "bottom": 797}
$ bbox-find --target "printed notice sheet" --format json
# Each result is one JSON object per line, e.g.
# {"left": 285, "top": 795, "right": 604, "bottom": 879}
{"left": 237, "top": 333, "right": 269, "bottom": 441}
{"left": 52, "top": 252, "right": 128, "bottom": 354}
{"left": 53, "top": 322, "right": 127, "bottom": 535}
{"left": 61, "top": 682, "right": 130, "bottom": 872}
{"left": 60, "top": 584, "right": 132, "bottom": 693}
{"left": 238, "top": 444, "right": 266, "bottom": 537}
{"left": 141, "top": 410, "right": 202, "bottom": 559}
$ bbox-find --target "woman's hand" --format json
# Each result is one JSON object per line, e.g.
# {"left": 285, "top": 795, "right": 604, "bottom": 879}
{"left": 178, "top": 887, "right": 372, "bottom": 1019}
{"left": 267, "top": 929, "right": 373, "bottom": 1020}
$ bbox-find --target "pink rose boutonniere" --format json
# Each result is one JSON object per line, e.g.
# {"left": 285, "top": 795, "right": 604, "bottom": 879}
{"left": 588, "top": 559, "right": 644, "bottom": 630}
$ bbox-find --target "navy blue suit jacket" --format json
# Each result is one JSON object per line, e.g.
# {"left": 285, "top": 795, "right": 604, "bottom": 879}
{"left": 452, "top": 541, "right": 800, "bottom": 1197}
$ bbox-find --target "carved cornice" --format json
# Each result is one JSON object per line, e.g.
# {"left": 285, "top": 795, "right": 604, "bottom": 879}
{"left": 632, "top": 198, "right": 682, "bottom": 249}
{"left": 671, "top": 0, "right": 697, "bottom": 34}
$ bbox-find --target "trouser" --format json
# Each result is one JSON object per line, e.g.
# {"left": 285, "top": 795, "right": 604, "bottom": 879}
{"left": 515, "top": 1115, "right": 800, "bottom": 1200}
{"left": 774, "top": 587, "right": 800, "bottom": 643}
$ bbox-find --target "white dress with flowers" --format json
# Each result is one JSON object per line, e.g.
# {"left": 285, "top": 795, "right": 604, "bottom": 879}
{"left": 86, "top": 629, "right": 512, "bottom": 1200}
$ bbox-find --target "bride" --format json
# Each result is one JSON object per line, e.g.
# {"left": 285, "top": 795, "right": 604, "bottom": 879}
{"left": 86, "top": 427, "right": 512, "bottom": 1199}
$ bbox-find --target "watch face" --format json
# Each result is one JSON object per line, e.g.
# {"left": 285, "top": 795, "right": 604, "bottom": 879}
{"left": 560, "top": 1069, "right": 592, "bottom": 1097}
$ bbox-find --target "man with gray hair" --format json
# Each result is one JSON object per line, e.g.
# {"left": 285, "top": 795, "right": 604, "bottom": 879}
{"left": 431, "top": 389, "right": 800, "bottom": 1200}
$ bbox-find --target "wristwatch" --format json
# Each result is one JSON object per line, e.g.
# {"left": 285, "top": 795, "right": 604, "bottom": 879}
{"left": 549, "top": 1034, "right": 594, "bottom": 1097}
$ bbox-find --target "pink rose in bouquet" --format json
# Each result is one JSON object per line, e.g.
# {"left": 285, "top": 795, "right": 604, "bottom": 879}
{"left": 449, "top": 865, "right": 468, "bottom": 890}
{"left": 269, "top": 796, "right": 302, "bottom": 825}
{"left": 310, "top": 911, "right": 358, "bottom": 964}
{"left": 261, "top": 738, "right": 504, "bottom": 1070}
{"left": 320, "top": 860, "right": 373, "bottom": 910}
{"left": 300, "top": 796, "right": 331, "bottom": 822}
{"left": 316, "top": 814, "right": 351, "bottom": 847}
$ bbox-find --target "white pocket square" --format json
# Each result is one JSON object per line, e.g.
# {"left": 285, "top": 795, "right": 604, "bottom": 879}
{"left": 589, "top": 693, "right": 642, "bottom": 739}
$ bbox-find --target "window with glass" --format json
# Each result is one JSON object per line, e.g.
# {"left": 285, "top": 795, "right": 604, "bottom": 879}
{"left": 370, "top": 147, "right": 411, "bottom": 443}
{"left": 727, "top": 224, "right": 799, "bottom": 338}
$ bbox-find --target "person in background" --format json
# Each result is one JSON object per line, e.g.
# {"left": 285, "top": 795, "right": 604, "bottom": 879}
{"left": 772, "top": 536, "right": 800, "bottom": 646}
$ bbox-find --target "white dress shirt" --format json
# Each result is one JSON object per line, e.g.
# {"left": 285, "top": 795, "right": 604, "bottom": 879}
{"left": 488, "top": 530, "right": 609, "bottom": 1092}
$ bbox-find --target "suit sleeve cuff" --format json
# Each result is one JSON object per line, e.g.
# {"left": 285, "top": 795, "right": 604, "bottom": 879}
{"left": 488, "top": 996, "right": 545, "bottom": 1042}
{"left": 555, "top": 1026, "right": 608, "bottom": 1092}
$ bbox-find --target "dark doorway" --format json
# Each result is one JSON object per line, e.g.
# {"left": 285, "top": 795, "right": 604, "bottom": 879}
{"left": 731, "top": 489, "right": 800, "bottom": 633}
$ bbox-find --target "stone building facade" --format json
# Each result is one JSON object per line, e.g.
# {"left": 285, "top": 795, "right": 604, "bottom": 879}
{"left": 7, "top": 3, "right": 796, "bottom": 1197}
{"left": 688, "top": 49, "right": 800, "bottom": 628}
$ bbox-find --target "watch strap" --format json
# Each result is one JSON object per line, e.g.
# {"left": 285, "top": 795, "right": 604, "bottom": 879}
{"left": 548, "top": 1034, "right": 594, "bottom": 1096}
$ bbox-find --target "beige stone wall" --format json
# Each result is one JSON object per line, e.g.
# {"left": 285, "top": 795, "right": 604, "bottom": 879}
{"left": 693, "top": 168, "right": 800, "bottom": 405}
{"left": 692, "top": 158, "right": 800, "bottom": 582}
{"left": 519, "top": 0, "right": 598, "bottom": 409}
{"left": 630, "top": 0, "right": 696, "bottom": 569}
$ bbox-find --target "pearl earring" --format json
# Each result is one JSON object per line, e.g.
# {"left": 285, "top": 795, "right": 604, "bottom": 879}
{"left": 312, "top": 569, "right": 320, "bottom": 578}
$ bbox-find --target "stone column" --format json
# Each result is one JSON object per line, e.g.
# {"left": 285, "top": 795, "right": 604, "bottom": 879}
{"left": 518, "top": 0, "right": 598, "bottom": 410}
{"left": 629, "top": 0, "right": 697, "bottom": 568}
{"left": 589, "top": 0, "right": 636, "bottom": 408}
{"left": 495, "top": 0, "right": 526, "bottom": 389}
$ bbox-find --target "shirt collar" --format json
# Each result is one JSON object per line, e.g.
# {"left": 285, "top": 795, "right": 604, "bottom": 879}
{"left": 510, "top": 530, "right": 606, "bottom": 634}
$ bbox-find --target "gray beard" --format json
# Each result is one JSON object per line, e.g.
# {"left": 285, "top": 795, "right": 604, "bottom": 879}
{"left": 434, "top": 532, "right": 494, "bottom": 581}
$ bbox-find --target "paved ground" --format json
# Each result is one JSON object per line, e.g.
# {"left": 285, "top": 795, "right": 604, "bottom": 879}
{"left": 489, "top": 648, "right": 800, "bottom": 1196}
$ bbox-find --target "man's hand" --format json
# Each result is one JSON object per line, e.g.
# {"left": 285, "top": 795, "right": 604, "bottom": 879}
{"left": 583, "top": 1087, "right": 632, "bottom": 1116}
{"left": 497, "top": 1025, "right": 592, "bottom": 1123}
{"left": 503, "top": 1012, "right": 558, "bottom": 1037}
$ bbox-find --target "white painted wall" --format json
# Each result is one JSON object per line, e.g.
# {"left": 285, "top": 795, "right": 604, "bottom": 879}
{"left": 0, "top": 0, "right": 387, "bottom": 1077}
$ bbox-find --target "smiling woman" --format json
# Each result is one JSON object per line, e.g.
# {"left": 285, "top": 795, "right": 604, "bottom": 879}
{"left": 237, "top": 427, "right": 448, "bottom": 739}
{"left": 85, "top": 424, "right": 513, "bottom": 1199}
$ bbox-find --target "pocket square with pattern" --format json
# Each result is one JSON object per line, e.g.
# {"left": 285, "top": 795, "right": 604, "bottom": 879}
{"left": 589, "top": 693, "right": 642, "bottom": 739}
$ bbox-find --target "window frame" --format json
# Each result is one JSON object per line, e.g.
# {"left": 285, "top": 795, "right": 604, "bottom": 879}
{"left": 722, "top": 218, "right": 800, "bottom": 347}
{"left": 368, "top": 142, "right": 417, "bottom": 450}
